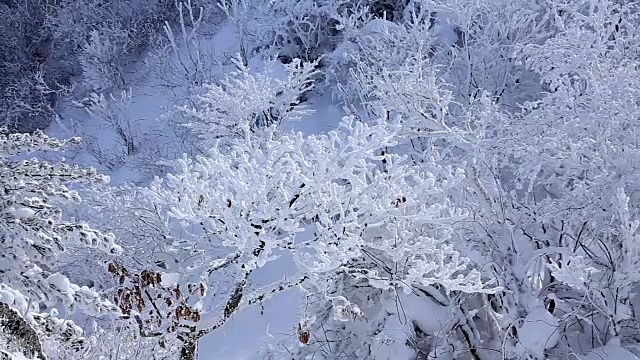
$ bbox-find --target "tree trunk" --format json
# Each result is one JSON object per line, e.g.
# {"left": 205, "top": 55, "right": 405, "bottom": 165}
{"left": 180, "top": 339, "right": 198, "bottom": 360}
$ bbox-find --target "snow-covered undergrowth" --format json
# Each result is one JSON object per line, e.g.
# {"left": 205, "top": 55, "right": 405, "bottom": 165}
{"left": 3, "top": 0, "right": 640, "bottom": 359}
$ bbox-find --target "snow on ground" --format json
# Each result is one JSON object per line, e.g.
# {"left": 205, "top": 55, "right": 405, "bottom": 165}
{"left": 584, "top": 339, "right": 640, "bottom": 360}
{"left": 199, "top": 288, "right": 302, "bottom": 359}
{"left": 284, "top": 91, "right": 345, "bottom": 136}
{"left": 517, "top": 306, "right": 560, "bottom": 358}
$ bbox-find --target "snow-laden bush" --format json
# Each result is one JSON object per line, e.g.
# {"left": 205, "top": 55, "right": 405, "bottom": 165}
{"left": 478, "top": 2, "right": 640, "bottom": 355}
{"left": 0, "top": 1, "right": 62, "bottom": 133}
{"left": 143, "top": 112, "right": 498, "bottom": 358}
{"left": 355, "top": 0, "right": 640, "bottom": 358}
{"left": 46, "top": 321, "right": 174, "bottom": 360}
{"left": 47, "top": 0, "right": 226, "bottom": 95}
{"left": 219, "top": 0, "right": 413, "bottom": 63}
{"left": 78, "top": 29, "right": 131, "bottom": 93}
{"left": 0, "top": 130, "right": 122, "bottom": 358}
{"left": 74, "top": 89, "right": 140, "bottom": 170}
{"left": 147, "top": 0, "right": 222, "bottom": 93}
{"left": 47, "top": 0, "right": 174, "bottom": 63}
{"left": 173, "top": 54, "right": 320, "bottom": 151}
{"left": 290, "top": 0, "right": 640, "bottom": 358}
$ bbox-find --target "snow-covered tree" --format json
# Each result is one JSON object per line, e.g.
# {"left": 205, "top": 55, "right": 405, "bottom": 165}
{"left": 144, "top": 111, "right": 498, "bottom": 358}
{"left": 79, "top": 29, "right": 130, "bottom": 92}
{"left": 3, "top": 0, "right": 639, "bottom": 358}
{"left": 75, "top": 89, "right": 139, "bottom": 170}
{"left": 308, "top": 0, "right": 640, "bottom": 358}
{"left": 0, "top": 0, "right": 57, "bottom": 133}
{"left": 175, "top": 54, "right": 319, "bottom": 151}
{"left": 50, "top": 183, "right": 193, "bottom": 359}
{"left": 0, "top": 129, "right": 122, "bottom": 358}
{"left": 47, "top": 321, "right": 174, "bottom": 360}
{"left": 458, "top": 1, "right": 640, "bottom": 357}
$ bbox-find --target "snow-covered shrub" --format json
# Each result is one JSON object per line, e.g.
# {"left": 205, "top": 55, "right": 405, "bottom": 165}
{"left": 50, "top": 184, "right": 197, "bottom": 359}
{"left": 0, "top": 70, "right": 71, "bottom": 135}
{"left": 144, "top": 113, "right": 498, "bottom": 359}
{"left": 48, "top": 0, "right": 223, "bottom": 96}
{"left": 47, "top": 0, "right": 175, "bottom": 63}
{"left": 267, "top": 0, "right": 356, "bottom": 61}
{"left": 341, "top": 20, "right": 456, "bottom": 136}
{"left": 480, "top": 1, "right": 640, "bottom": 354}
{"left": 147, "top": 0, "right": 220, "bottom": 92}
{"left": 174, "top": 54, "right": 320, "bottom": 151}
{"left": 105, "top": 262, "right": 207, "bottom": 359}
{"left": 75, "top": 89, "right": 139, "bottom": 170}
{"left": 0, "top": 130, "right": 122, "bottom": 358}
{"left": 414, "top": 0, "right": 552, "bottom": 107}
{"left": 0, "top": 1, "right": 63, "bottom": 133}
{"left": 79, "top": 29, "right": 131, "bottom": 92}
{"left": 302, "top": 0, "right": 640, "bottom": 358}
{"left": 219, "top": 0, "right": 410, "bottom": 62}
{"left": 47, "top": 321, "right": 174, "bottom": 360}
{"left": 218, "top": 0, "right": 343, "bottom": 61}
{"left": 404, "top": 0, "right": 640, "bottom": 358}
{"left": 63, "top": 183, "right": 226, "bottom": 360}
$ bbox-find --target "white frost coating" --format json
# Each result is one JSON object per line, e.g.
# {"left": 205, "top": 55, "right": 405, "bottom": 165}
{"left": 547, "top": 256, "right": 600, "bottom": 291}
{"left": 0, "top": 290, "right": 16, "bottom": 307}
{"left": 5, "top": 207, "right": 36, "bottom": 218}
{"left": 0, "top": 129, "right": 121, "bottom": 351}
{"left": 47, "top": 274, "right": 71, "bottom": 292}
